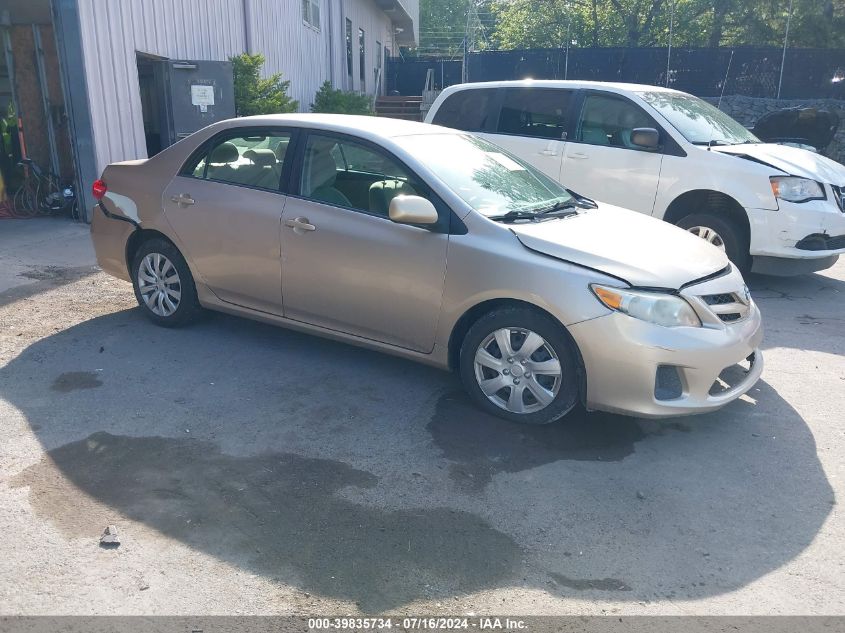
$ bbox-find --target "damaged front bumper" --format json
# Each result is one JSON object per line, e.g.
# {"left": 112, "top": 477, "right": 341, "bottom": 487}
{"left": 568, "top": 268, "right": 764, "bottom": 419}
{"left": 747, "top": 196, "right": 845, "bottom": 274}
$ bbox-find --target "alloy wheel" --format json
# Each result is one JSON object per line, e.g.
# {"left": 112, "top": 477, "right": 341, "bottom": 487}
{"left": 137, "top": 253, "right": 182, "bottom": 317}
{"left": 687, "top": 225, "right": 726, "bottom": 251}
{"left": 473, "top": 327, "right": 562, "bottom": 414}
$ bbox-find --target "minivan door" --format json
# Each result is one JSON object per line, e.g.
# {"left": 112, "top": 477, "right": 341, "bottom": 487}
{"left": 478, "top": 87, "right": 575, "bottom": 181}
{"left": 562, "top": 91, "right": 663, "bottom": 214}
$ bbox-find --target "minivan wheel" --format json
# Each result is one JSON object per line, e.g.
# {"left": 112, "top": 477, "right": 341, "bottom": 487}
{"left": 677, "top": 213, "right": 750, "bottom": 274}
{"left": 459, "top": 307, "right": 579, "bottom": 425}
{"left": 131, "top": 238, "right": 202, "bottom": 327}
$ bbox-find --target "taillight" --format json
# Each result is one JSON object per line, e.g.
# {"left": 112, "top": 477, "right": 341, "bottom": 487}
{"left": 92, "top": 179, "right": 107, "bottom": 200}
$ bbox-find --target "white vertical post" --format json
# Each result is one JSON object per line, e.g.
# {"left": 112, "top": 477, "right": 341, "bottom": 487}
{"left": 777, "top": 0, "right": 794, "bottom": 99}
{"left": 666, "top": 0, "right": 675, "bottom": 87}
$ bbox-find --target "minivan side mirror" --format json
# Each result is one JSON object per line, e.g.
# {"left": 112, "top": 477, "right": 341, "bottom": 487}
{"left": 631, "top": 127, "right": 660, "bottom": 149}
{"left": 389, "top": 195, "right": 439, "bottom": 225}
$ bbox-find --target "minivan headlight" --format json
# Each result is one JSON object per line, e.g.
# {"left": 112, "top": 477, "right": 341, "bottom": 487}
{"left": 770, "top": 176, "right": 825, "bottom": 203}
{"left": 591, "top": 285, "right": 701, "bottom": 328}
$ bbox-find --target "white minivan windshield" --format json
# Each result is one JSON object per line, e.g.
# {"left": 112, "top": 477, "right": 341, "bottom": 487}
{"left": 395, "top": 133, "right": 573, "bottom": 217}
{"left": 639, "top": 91, "right": 761, "bottom": 146}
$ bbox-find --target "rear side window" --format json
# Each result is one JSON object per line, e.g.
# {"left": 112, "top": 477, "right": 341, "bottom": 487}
{"left": 431, "top": 89, "right": 496, "bottom": 131}
{"left": 497, "top": 88, "right": 571, "bottom": 140}
{"left": 180, "top": 130, "right": 292, "bottom": 191}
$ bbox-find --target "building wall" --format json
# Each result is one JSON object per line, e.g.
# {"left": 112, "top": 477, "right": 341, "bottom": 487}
{"left": 247, "top": 0, "right": 394, "bottom": 109}
{"left": 75, "top": 0, "right": 411, "bottom": 172}
{"left": 76, "top": 0, "right": 246, "bottom": 172}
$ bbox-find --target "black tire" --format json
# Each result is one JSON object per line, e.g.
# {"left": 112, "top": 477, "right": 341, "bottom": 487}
{"left": 131, "top": 238, "right": 202, "bottom": 327}
{"left": 676, "top": 213, "right": 750, "bottom": 274}
{"left": 459, "top": 307, "right": 580, "bottom": 425}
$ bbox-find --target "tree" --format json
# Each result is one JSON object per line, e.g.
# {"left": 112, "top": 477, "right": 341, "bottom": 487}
{"left": 417, "top": 0, "right": 497, "bottom": 56}
{"left": 229, "top": 53, "right": 298, "bottom": 116}
{"left": 310, "top": 81, "right": 373, "bottom": 114}
{"left": 488, "top": 0, "right": 845, "bottom": 49}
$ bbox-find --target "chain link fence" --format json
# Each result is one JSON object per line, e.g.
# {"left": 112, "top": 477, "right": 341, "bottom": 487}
{"left": 388, "top": 47, "right": 845, "bottom": 99}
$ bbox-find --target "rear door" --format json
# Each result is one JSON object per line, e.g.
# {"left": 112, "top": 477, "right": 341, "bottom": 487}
{"left": 478, "top": 87, "right": 575, "bottom": 181}
{"left": 162, "top": 127, "right": 295, "bottom": 315}
{"left": 561, "top": 91, "right": 663, "bottom": 213}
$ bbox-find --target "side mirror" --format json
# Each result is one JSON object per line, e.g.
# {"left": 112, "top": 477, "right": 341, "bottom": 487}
{"left": 389, "top": 195, "right": 438, "bottom": 225}
{"left": 631, "top": 127, "right": 660, "bottom": 149}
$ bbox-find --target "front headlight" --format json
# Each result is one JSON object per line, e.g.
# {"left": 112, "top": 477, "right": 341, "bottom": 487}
{"left": 770, "top": 176, "right": 825, "bottom": 203}
{"left": 591, "top": 285, "right": 701, "bottom": 328}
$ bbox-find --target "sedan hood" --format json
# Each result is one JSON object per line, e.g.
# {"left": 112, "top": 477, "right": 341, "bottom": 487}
{"left": 510, "top": 205, "right": 729, "bottom": 289}
{"left": 712, "top": 143, "right": 845, "bottom": 185}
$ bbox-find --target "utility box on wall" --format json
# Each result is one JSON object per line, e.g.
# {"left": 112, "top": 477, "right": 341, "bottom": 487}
{"left": 139, "top": 58, "right": 235, "bottom": 156}
{"left": 162, "top": 59, "right": 235, "bottom": 145}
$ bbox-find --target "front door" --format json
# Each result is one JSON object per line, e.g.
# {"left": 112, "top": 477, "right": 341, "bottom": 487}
{"left": 562, "top": 91, "right": 664, "bottom": 214}
{"left": 162, "top": 128, "right": 294, "bottom": 314}
{"left": 280, "top": 132, "right": 448, "bottom": 353}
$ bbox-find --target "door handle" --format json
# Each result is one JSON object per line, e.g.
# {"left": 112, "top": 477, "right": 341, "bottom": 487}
{"left": 540, "top": 149, "right": 558, "bottom": 156}
{"left": 170, "top": 194, "right": 195, "bottom": 206}
{"left": 569, "top": 152, "right": 589, "bottom": 160}
{"left": 285, "top": 217, "right": 316, "bottom": 233}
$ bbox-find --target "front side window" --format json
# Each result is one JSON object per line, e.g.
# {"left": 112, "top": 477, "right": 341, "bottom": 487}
{"left": 576, "top": 94, "right": 655, "bottom": 149}
{"left": 303, "top": 0, "right": 320, "bottom": 30}
{"left": 300, "top": 134, "right": 419, "bottom": 217}
{"left": 182, "top": 130, "right": 291, "bottom": 191}
{"left": 638, "top": 91, "right": 759, "bottom": 146}
{"left": 431, "top": 89, "right": 496, "bottom": 132}
{"left": 395, "top": 133, "right": 572, "bottom": 217}
{"left": 359, "top": 28, "right": 366, "bottom": 89}
{"left": 497, "top": 88, "right": 571, "bottom": 140}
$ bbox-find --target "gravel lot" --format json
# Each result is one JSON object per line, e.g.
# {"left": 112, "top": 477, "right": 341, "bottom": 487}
{"left": 0, "top": 217, "right": 843, "bottom": 615}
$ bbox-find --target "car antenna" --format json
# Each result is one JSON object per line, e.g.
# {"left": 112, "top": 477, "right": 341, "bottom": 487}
{"left": 710, "top": 49, "right": 735, "bottom": 150}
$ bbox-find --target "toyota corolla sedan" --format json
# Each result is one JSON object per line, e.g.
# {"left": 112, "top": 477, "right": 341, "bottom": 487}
{"left": 91, "top": 114, "right": 763, "bottom": 425}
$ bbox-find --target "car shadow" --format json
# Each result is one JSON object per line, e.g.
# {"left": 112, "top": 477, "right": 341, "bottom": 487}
{"left": 747, "top": 270, "right": 845, "bottom": 356}
{"left": 2, "top": 307, "right": 833, "bottom": 610}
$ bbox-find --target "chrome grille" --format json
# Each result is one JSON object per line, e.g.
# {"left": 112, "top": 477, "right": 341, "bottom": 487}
{"left": 701, "top": 289, "right": 751, "bottom": 323}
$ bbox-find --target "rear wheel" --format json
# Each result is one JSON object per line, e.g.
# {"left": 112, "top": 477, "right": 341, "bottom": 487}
{"left": 677, "top": 212, "right": 750, "bottom": 274}
{"left": 459, "top": 307, "right": 579, "bottom": 425}
{"left": 131, "top": 239, "right": 202, "bottom": 327}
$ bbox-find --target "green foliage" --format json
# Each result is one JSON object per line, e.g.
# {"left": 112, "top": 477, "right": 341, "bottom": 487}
{"left": 485, "top": 0, "right": 845, "bottom": 49}
{"left": 229, "top": 53, "right": 298, "bottom": 116}
{"left": 310, "top": 81, "right": 373, "bottom": 115}
{"left": 418, "top": 0, "right": 496, "bottom": 56}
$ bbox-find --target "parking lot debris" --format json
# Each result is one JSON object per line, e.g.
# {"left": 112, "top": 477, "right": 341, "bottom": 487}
{"left": 100, "top": 525, "right": 120, "bottom": 547}
{"left": 636, "top": 491, "right": 646, "bottom": 500}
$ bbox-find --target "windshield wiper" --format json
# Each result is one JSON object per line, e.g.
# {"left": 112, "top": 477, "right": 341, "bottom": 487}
{"left": 488, "top": 201, "right": 578, "bottom": 223}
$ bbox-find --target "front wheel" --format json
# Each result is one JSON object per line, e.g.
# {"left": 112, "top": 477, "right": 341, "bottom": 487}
{"left": 459, "top": 307, "right": 580, "bottom": 425}
{"left": 677, "top": 213, "right": 750, "bottom": 274}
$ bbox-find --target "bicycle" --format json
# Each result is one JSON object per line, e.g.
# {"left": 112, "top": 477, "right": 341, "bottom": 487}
{"left": 11, "top": 158, "right": 78, "bottom": 219}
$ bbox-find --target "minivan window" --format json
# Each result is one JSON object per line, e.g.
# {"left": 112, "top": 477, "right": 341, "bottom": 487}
{"left": 497, "top": 88, "right": 571, "bottom": 139}
{"left": 431, "top": 89, "right": 496, "bottom": 131}
{"left": 395, "top": 133, "right": 572, "bottom": 217}
{"left": 577, "top": 94, "right": 654, "bottom": 149}
{"left": 638, "top": 91, "right": 759, "bottom": 146}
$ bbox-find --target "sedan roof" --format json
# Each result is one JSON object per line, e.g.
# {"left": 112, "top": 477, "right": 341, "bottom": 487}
{"left": 219, "top": 113, "right": 451, "bottom": 140}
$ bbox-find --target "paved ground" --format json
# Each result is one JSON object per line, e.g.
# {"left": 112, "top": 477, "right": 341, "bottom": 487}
{"left": 0, "top": 217, "right": 842, "bottom": 615}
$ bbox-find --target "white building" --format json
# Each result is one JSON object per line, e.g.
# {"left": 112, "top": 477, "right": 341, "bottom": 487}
{"left": 2, "top": 0, "right": 418, "bottom": 218}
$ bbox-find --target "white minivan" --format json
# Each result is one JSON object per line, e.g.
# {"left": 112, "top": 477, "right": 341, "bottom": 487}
{"left": 425, "top": 80, "right": 845, "bottom": 275}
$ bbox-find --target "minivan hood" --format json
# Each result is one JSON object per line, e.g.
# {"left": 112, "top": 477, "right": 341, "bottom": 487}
{"left": 712, "top": 143, "right": 845, "bottom": 185}
{"left": 510, "top": 204, "right": 729, "bottom": 289}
